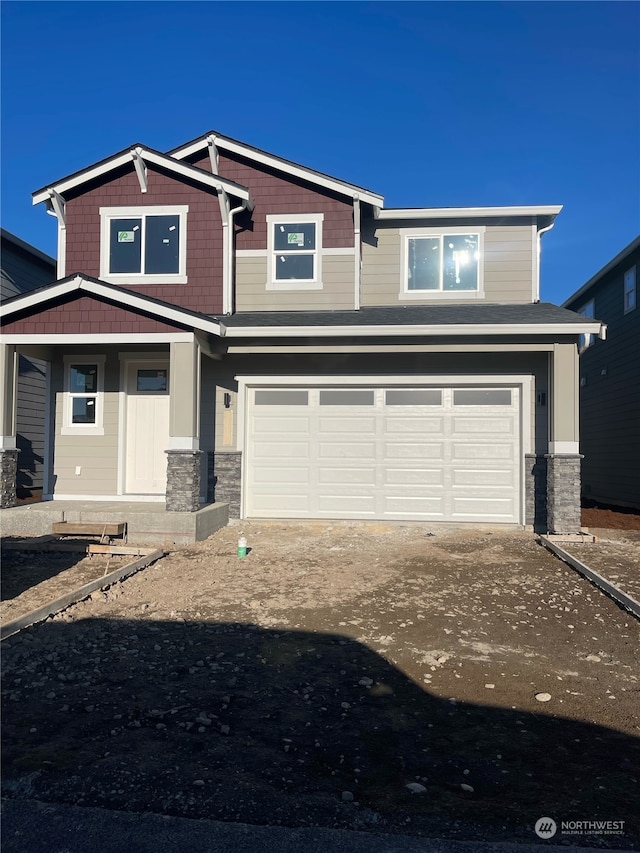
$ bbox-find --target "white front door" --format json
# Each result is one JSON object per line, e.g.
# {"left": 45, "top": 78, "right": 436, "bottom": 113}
{"left": 125, "top": 361, "right": 170, "bottom": 495}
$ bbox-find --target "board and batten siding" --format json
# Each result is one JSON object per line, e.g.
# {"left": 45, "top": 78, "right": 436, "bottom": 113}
{"left": 235, "top": 252, "right": 355, "bottom": 311}
{"left": 361, "top": 221, "right": 536, "bottom": 306}
{"left": 51, "top": 355, "right": 120, "bottom": 496}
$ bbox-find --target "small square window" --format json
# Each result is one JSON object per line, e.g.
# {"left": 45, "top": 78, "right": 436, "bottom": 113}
{"left": 100, "top": 206, "right": 188, "bottom": 284}
{"left": 624, "top": 266, "right": 636, "bottom": 314}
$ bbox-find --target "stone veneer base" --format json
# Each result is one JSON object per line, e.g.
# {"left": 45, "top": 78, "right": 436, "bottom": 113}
{"left": 1, "top": 449, "right": 18, "bottom": 508}
{"left": 545, "top": 453, "right": 582, "bottom": 534}
{"left": 166, "top": 450, "right": 203, "bottom": 513}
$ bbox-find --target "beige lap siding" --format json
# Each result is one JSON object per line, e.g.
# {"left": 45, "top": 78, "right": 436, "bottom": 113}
{"left": 361, "top": 222, "right": 536, "bottom": 306}
{"left": 235, "top": 253, "right": 355, "bottom": 312}
{"left": 52, "top": 356, "right": 120, "bottom": 496}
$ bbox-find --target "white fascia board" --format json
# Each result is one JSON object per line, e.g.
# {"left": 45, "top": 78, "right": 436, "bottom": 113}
{"left": 32, "top": 148, "right": 250, "bottom": 206}
{"left": 171, "top": 136, "right": 383, "bottom": 207}
{"left": 376, "top": 205, "right": 563, "bottom": 221}
{"left": 1, "top": 275, "right": 223, "bottom": 336}
{"left": 3, "top": 334, "right": 195, "bottom": 345}
{"left": 221, "top": 322, "right": 603, "bottom": 339}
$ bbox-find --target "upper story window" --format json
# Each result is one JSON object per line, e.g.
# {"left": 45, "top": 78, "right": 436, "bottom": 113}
{"left": 266, "top": 213, "right": 323, "bottom": 290}
{"left": 100, "top": 206, "right": 188, "bottom": 285}
{"left": 400, "top": 227, "right": 485, "bottom": 300}
{"left": 624, "top": 265, "right": 636, "bottom": 314}
{"left": 62, "top": 355, "right": 105, "bottom": 436}
{"left": 577, "top": 298, "right": 595, "bottom": 353}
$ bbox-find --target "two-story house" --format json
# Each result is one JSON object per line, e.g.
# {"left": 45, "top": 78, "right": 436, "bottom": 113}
{"left": 0, "top": 132, "right": 604, "bottom": 533}
{"left": 563, "top": 237, "right": 640, "bottom": 510}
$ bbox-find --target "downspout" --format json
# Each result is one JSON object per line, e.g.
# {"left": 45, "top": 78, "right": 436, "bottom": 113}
{"left": 536, "top": 220, "right": 556, "bottom": 303}
{"left": 353, "top": 195, "right": 361, "bottom": 310}
{"left": 217, "top": 188, "right": 252, "bottom": 315}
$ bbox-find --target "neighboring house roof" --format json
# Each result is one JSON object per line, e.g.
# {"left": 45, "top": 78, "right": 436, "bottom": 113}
{"left": 31, "top": 145, "right": 253, "bottom": 207}
{"left": 0, "top": 274, "right": 223, "bottom": 337}
{"left": 562, "top": 235, "right": 640, "bottom": 308}
{"left": 169, "top": 130, "right": 384, "bottom": 208}
{"left": 377, "top": 206, "right": 562, "bottom": 229}
{"left": 1, "top": 229, "right": 56, "bottom": 268}
{"left": 214, "top": 303, "right": 604, "bottom": 338}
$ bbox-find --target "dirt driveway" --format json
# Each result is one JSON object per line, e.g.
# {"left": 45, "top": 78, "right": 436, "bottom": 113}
{"left": 2, "top": 522, "right": 639, "bottom": 848}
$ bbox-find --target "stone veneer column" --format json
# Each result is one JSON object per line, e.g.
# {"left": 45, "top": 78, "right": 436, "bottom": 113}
{"left": 524, "top": 453, "right": 548, "bottom": 532}
{"left": 1, "top": 448, "right": 18, "bottom": 508}
{"left": 545, "top": 453, "right": 582, "bottom": 534}
{"left": 213, "top": 452, "right": 242, "bottom": 518}
{"left": 165, "top": 450, "right": 203, "bottom": 513}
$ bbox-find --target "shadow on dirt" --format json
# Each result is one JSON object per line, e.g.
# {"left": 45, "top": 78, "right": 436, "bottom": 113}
{"left": 0, "top": 543, "right": 90, "bottom": 601}
{"left": 2, "top": 616, "right": 639, "bottom": 847}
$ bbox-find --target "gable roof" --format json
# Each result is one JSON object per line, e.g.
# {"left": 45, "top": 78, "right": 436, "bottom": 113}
{"left": 0, "top": 273, "right": 223, "bottom": 336}
{"left": 32, "top": 145, "right": 252, "bottom": 207}
{"left": 169, "top": 130, "right": 384, "bottom": 208}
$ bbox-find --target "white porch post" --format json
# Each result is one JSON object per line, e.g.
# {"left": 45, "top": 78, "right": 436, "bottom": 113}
{"left": 546, "top": 343, "right": 582, "bottom": 533}
{"left": 166, "top": 338, "right": 202, "bottom": 512}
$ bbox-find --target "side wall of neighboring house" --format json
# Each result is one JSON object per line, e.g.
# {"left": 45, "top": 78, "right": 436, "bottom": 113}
{"left": 1, "top": 230, "right": 56, "bottom": 495}
{"left": 565, "top": 245, "right": 640, "bottom": 509}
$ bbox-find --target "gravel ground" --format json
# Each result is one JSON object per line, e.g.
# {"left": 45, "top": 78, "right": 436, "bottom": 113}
{"left": 1, "top": 522, "right": 639, "bottom": 848}
{"left": 560, "top": 530, "right": 640, "bottom": 605}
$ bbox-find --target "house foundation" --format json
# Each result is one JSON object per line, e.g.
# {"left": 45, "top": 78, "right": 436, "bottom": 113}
{"left": 545, "top": 453, "right": 582, "bottom": 534}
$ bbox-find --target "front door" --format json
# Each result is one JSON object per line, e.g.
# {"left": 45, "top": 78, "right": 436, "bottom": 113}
{"left": 125, "top": 361, "right": 170, "bottom": 495}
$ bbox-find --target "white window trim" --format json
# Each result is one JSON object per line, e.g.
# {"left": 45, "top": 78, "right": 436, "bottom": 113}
{"left": 62, "top": 354, "right": 106, "bottom": 436}
{"left": 99, "top": 205, "right": 188, "bottom": 285}
{"left": 266, "top": 213, "right": 323, "bottom": 291}
{"left": 624, "top": 265, "right": 636, "bottom": 314}
{"left": 399, "top": 226, "right": 485, "bottom": 301}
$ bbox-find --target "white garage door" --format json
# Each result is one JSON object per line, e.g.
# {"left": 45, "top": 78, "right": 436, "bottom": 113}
{"left": 245, "top": 386, "right": 521, "bottom": 522}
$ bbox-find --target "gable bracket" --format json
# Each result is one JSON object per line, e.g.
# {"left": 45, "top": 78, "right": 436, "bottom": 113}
{"left": 206, "top": 135, "right": 220, "bottom": 174}
{"left": 131, "top": 148, "right": 148, "bottom": 193}
{"left": 47, "top": 189, "right": 66, "bottom": 228}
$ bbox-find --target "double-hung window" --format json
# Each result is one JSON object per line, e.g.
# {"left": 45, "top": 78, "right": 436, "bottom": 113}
{"left": 100, "top": 206, "right": 188, "bottom": 284}
{"left": 267, "top": 213, "right": 323, "bottom": 290}
{"left": 401, "top": 227, "right": 484, "bottom": 299}
{"left": 62, "top": 355, "right": 105, "bottom": 435}
{"left": 624, "top": 266, "right": 636, "bottom": 314}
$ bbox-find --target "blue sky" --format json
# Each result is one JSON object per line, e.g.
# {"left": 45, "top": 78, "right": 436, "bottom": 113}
{"left": 2, "top": 1, "right": 638, "bottom": 305}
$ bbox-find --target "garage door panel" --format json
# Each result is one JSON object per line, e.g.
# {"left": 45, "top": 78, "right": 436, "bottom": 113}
{"left": 384, "top": 496, "right": 445, "bottom": 516}
{"left": 452, "top": 443, "right": 514, "bottom": 461}
{"left": 452, "top": 497, "right": 516, "bottom": 519}
{"left": 452, "top": 416, "right": 515, "bottom": 435}
{"left": 384, "top": 417, "right": 444, "bottom": 434}
{"left": 385, "top": 442, "right": 445, "bottom": 460}
{"left": 384, "top": 468, "right": 444, "bottom": 485}
{"left": 251, "top": 467, "right": 310, "bottom": 485}
{"left": 452, "top": 468, "right": 514, "bottom": 486}
{"left": 252, "top": 441, "right": 310, "bottom": 459}
{"left": 253, "top": 416, "right": 310, "bottom": 433}
{"left": 318, "top": 467, "right": 376, "bottom": 485}
{"left": 251, "top": 492, "right": 311, "bottom": 512}
{"left": 318, "top": 442, "right": 376, "bottom": 459}
{"left": 319, "top": 416, "right": 376, "bottom": 434}
{"left": 317, "top": 494, "right": 376, "bottom": 513}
